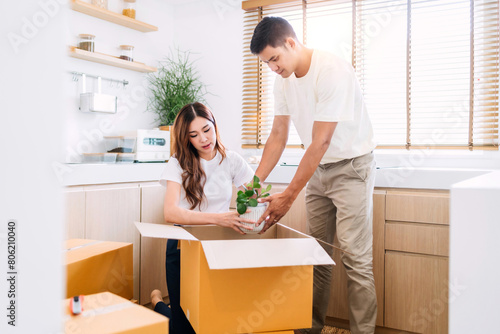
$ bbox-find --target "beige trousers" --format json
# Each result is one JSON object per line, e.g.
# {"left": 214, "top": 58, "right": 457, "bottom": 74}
{"left": 302, "top": 152, "right": 377, "bottom": 334}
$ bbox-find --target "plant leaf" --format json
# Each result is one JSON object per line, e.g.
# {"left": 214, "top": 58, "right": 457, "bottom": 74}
{"left": 260, "top": 193, "right": 270, "bottom": 198}
{"left": 265, "top": 184, "right": 272, "bottom": 192}
{"left": 237, "top": 203, "right": 247, "bottom": 215}
{"left": 237, "top": 190, "right": 243, "bottom": 196}
{"left": 253, "top": 175, "right": 260, "bottom": 183}
{"left": 236, "top": 197, "right": 247, "bottom": 204}
{"left": 248, "top": 198, "right": 258, "bottom": 207}
{"left": 245, "top": 190, "right": 254, "bottom": 197}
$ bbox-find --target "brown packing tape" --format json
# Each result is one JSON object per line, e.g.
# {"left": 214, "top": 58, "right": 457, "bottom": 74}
{"left": 63, "top": 240, "right": 103, "bottom": 253}
{"left": 63, "top": 301, "right": 134, "bottom": 322}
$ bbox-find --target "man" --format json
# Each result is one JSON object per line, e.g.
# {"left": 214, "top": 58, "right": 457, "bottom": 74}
{"left": 249, "top": 17, "right": 377, "bottom": 334}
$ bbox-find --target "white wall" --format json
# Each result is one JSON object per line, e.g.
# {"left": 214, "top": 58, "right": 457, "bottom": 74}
{"left": 449, "top": 172, "right": 500, "bottom": 333}
{"left": 0, "top": 0, "right": 65, "bottom": 332}
{"left": 172, "top": 0, "right": 245, "bottom": 154}
{"left": 64, "top": 0, "right": 175, "bottom": 162}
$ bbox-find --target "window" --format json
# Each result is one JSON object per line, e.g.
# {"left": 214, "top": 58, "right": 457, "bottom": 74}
{"left": 242, "top": 0, "right": 499, "bottom": 150}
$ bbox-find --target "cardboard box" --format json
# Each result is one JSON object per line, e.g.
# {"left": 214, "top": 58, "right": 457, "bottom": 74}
{"left": 63, "top": 292, "right": 168, "bottom": 333}
{"left": 65, "top": 239, "right": 133, "bottom": 299}
{"left": 135, "top": 222, "right": 335, "bottom": 334}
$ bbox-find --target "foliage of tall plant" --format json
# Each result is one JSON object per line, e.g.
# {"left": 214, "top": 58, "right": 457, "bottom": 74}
{"left": 147, "top": 50, "right": 207, "bottom": 126}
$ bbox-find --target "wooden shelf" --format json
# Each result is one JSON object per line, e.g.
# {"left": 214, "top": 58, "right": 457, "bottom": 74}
{"left": 69, "top": 47, "right": 157, "bottom": 73}
{"left": 71, "top": 0, "right": 158, "bottom": 33}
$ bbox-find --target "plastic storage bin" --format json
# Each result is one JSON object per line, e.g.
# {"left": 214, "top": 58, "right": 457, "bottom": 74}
{"left": 116, "top": 153, "right": 136, "bottom": 163}
{"left": 82, "top": 153, "right": 118, "bottom": 164}
{"left": 104, "top": 136, "right": 136, "bottom": 153}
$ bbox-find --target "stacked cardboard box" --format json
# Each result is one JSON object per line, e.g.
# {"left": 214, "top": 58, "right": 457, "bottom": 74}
{"left": 63, "top": 292, "right": 168, "bottom": 333}
{"left": 64, "top": 239, "right": 133, "bottom": 299}
{"left": 136, "top": 222, "right": 335, "bottom": 334}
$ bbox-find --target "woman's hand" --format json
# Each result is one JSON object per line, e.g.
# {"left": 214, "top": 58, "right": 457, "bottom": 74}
{"left": 216, "top": 211, "right": 256, "bottom": 235}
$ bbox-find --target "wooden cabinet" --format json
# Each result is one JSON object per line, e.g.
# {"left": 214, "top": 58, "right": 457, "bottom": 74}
{"left": 325, "top": 188, "right": 450, "bottom": 333}
{"left": 139, "top": 182, "right": 168, "bottom": 305}
{"left": 64, "top": 187, "right": 86, "bottom": 240}
{"left": 385, "top": 190, "right": 449, "bottom": 225}
{"left": 384, "top": 189, "right": 450, "bottom": 334}
{"left": 385, "top": 252, "right": 449, "bottom": 333}
{"left": 327, "top": 190, "right": 386, "bottom": 327}
{"left": 85, "top": 183, "right": 141, "bottom": 300}
{"left": 385, "top": 222, "right": 449, "bottom": 257}
{"left": 65, "top": 182, "right": 166, "bottom": 304}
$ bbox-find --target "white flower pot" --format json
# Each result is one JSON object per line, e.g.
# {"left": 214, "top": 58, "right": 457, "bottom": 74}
{"left": 239, "top": 203, "right": 267, "bottom": 234}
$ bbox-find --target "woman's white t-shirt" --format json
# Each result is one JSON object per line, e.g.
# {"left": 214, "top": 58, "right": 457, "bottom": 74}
{"left": 159, "top": 150, "right": 254, "bottom": 213}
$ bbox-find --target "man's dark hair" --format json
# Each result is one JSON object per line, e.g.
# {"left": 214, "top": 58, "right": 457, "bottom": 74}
{"left": 250, "top": 17, "right": 297, "bottom": 55}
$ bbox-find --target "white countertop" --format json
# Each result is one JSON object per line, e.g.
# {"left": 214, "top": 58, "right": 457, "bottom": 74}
{"left": 62, "top": 162, "right": 496, "bottom": 190}
{"left": 62, "top": 163, "right": 167, "bottom": 186}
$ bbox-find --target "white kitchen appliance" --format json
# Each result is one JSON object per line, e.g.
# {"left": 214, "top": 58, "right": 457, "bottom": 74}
{"left": 136, "top": 129, "right": 170, "bottom": 162}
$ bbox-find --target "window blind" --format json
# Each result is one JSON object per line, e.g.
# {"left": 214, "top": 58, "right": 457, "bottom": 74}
{"left": 242, "top": 0, "right": 499, "bottom": 150}
{"left": 242, "top": 1, "right": 304, "bottom": 148}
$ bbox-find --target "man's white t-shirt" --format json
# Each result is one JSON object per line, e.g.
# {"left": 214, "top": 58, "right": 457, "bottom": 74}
{"left": 159, "top": 150, "right": 254, "bottom": 213}
{"left": 274, "top": 49, "right": 376, "bottom": 164}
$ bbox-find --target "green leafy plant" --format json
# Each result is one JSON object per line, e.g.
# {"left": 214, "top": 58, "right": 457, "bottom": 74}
{"left": 147, "top": 49, "right": 208, "bottom": 126}
{"left": 236, "top": 175, "right": 272, "bottom": 215}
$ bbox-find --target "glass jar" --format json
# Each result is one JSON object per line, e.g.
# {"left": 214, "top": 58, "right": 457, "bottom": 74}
{"left": 122, "top": 0, "right": 136, "bottom": 19}
{"left": 91, "top": 0, "right": 108, "bottom": 9}
{"left": 119, "top": 45, "right": 134, "bottom": 62}
{"left": 78, "top": 34, "right": 95, "bottom": 52}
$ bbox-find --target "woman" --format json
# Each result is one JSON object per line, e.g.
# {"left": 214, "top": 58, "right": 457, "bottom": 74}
{"left": 150, "top": 102, "right": 256, "bottom": 334}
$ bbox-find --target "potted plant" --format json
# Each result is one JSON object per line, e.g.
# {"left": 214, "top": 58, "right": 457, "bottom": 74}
{"left": 236, "top": 175, "right": 272, "bottom": 233}
{"left": 146, "top": 49, "right": 208, "bottom": 153}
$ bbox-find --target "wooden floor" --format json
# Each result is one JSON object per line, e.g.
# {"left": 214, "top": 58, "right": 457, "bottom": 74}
{"left": 325, "top": 317, "right": 418, "bottom": 334}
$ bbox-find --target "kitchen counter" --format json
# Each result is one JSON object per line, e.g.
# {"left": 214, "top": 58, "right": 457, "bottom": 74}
{"left": 62, "top": 162, "right": 167, "bottom": 186}
{"left": 62, "top": 162, "right": 495, "bottom": 190}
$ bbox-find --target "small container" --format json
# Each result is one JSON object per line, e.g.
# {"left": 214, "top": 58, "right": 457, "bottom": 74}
{"left": 119, "top": 45, "right": 134, "bottom": 62}
{"left": 82, "top": 153, "right": 117, "bottom": 164}
{"left": 122, "top": 0, "right": 136, "bottom": 19}
{"left": 116, "top": 153, "right": 136, "bottom": 163}
{"left": 104, "top": 136, "right": 137, "bottom": 153}
{"left": 78, "top": 34, "right": 95, "bottom": 52}
{"left": 91, "top": 0, "right": 108, "bottom": 9}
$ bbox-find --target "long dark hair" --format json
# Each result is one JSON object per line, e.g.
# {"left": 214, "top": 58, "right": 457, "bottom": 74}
{"left": 172, "top": 102, "right": 226, "bottom": 210}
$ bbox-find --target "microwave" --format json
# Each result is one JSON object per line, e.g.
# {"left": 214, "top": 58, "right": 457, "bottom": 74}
{"left": 136, "top": 129, "right": 170, "bottom": 162}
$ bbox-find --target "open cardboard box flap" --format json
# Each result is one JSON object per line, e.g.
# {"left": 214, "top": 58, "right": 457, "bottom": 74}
{"left": 135, "top": 222, "right": 335, "bottom": 269}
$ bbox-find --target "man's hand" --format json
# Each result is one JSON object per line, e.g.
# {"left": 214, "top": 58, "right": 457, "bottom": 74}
{"left": 256, "top": 192, "right": 294, "bottom": 233}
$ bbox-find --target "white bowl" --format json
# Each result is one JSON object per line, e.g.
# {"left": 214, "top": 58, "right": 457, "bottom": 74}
{"left": 239, "top": 203, "right": 267, "bottom": 234}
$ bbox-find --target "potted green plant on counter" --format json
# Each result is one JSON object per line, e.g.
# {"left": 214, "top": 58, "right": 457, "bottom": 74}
{"left": 147, "top": 49, "right": 208, "bottom": 153}
{"left": 236, "top": 175, "right": 272, "bottom": 234}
